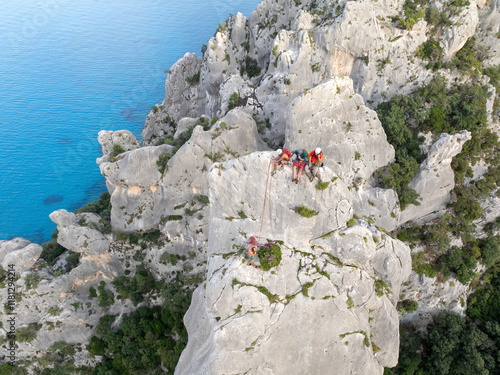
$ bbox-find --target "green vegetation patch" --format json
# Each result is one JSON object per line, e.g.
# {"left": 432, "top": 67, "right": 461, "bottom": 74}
{"left": 97, "top": 281, "right": 115, "bottom": 309}
{"left": 295, "top": 205, "right": 318, "bottom": 218}
{"left": 374, "top": 279, "right": 392, "bottom": 297}
{"left": 157, "top": 153, "right": 172, "bottom": 174}
{"left": 112, "top": 266, "right": 162, "bottom": 306}
{"left": 376, "top": 75, "right": 492, "bottom": 210}
{"left": 258, "top": 244, "right": 282, "bottom": 271}
{"left": 88, "top": 282, "right": 192, "bottom": 374}
{"left": 397, "top": 299, "right": 418, "bottom": 315}
{"left": 109, "top": 144, "right": 125, "bottom": 162}
{"left": 316, "top": 179, "right": 330, "bottom": 190}
{"left": 395, "top": 0, "right": 425, "bottom": 30}
{"left": 17, "top": 323, "right": 42, "bottom": 343}
{"left": 185, "top": 71, "right": 201, "bottom": 86}
{"left": 241, "top": 56, "right": 262, "bottom": 78}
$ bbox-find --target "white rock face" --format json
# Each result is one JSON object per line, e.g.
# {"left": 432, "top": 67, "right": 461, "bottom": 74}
{"left": 100, "top": 109, "right": 268, "bottom": 232}
{"left": 477, "top": 0, "right": 500, "bottom": 67}
{"left": 352, "top": 188, "right": 400, "bottom": 232}
{"left": 175, "top": 152, "right": 412, "bottom": 375}
{"left": 99, "top": 144, "right": 174, "bottom": 232}
{"left": 440, "top": 1, "right": 479, "bottom": 59}
{"left": 0, "top": 239, "right": 42, "bottom": 272}
{"left": 97, "top": 130, "right": 140, "bottom": 155}
{"left": 400, "top": 272, "right": 469, "bottom": 326}
{"left": 285, "top": 77, "right": 395, "bottom": 187}
{"left": 401, "top": 131, "right": 472, "bottom": 223}
{"left": 49, "top": 209, "right": 110, "bottom": 255}
{"left": 10, "top": 241, "right": 125, "bottom": 356}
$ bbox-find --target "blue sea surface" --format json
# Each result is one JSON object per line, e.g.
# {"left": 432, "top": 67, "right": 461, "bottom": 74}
{"left": 0, "top": 0, "right": 261, "bottom": 243}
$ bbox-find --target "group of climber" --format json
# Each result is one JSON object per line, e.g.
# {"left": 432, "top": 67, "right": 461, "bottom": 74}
{"left": 270, "top": 147, "right": 324, "bottom": 184}
{"left": 244, "top": 147, "right": 325, "bottom": 268}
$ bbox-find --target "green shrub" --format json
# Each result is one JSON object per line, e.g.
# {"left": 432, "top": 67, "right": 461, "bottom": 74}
{"left": 243, "top": 56, "right": 261, "bottom": 78}
{"left": 442, "top": 246, "right": 477, "bottom": 284}
{"left": 397, "top": 1, "right": 425, "bottom": 30}
{"left": 453, "top": 186, "right": 483, "bottom": 222}
{"left": 316, "top": 180, "right": 330, "bottom": 190}
{"left": 374, "top": 279, "right": 391, "bottom": 297}
{"left": 228, "top": 92, "right": 240, "bottom": 110}
{"left": 185, "top": 71, "right": 201, "bottom": 86}
{"left": 259, "top": 244, "right": 282, "bottom": 271}
{"left": 166, "top": 215, "right": 183, "bottom": 221}
{"left": 109, "top": 144, "right": 125, "bottom": 162}
{"left": 65, "top": 252, "right": 81, "bottom": 272}
{"left": 484, "top": 64, "right": 500, "bottom": 91}
{"left": 112, "top": 266, "right": 159, "bottom": 306}
{"left": 452, "top": 37, "right": 484, "bottom": 76}
{"left": 40, "top": 230, "right": 67, "bottom": 265}
{"left": 480, "top": 236, "right": 500, "bottom": 268}
{"left": 194, "top": 194, "right": 210, "bottom": 205}
{"left": 157, "top": 153, "right": 172, "bottom": 174}
{"left": 412, "top": 251, "right": 437, "bottom": 278}
{"left": 97, "top": 281, "right": 115, "bottom": 309}
{"left": 397, "top": 299, "right": 418, "bottom": 314}
{"left": 194, "top": 116, "right": 211, "bottom": 130}
{"left": 75, "top": 191, "right": 112, "bottom": 224}
{"left": 17, "top": 323, "right": 42, "bottom": 343}
{"left": 25, "top": 273, "right": 41, "bottom": 290}
{"left": 425, "top": 7, "right": 451, "bottom": 27}
{"left": 295, "top": 205, "right": 318, "bottom": 218}
{"left": 89, "top": 283, "right": 192, "bottom": 374}
{"left": 467, "top": 262, "right": 500, "bottom": 322}
{"left": 417, "top": 38, "right": 444, "bottom": 66}
{"left": 155, "top": 123, "right": 204, "bottom": 154}
{"left": 89, "top": 286, "right": 97, "bottom": 298}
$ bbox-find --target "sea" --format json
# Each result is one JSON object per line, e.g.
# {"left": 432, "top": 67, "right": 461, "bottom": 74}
{"left": 0, "top": 0, "right": 261, "bottom": 244}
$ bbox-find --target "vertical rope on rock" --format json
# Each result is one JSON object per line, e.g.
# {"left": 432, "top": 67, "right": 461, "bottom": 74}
{"left": 258, "top": 159, "right": 273, "bottom": 243}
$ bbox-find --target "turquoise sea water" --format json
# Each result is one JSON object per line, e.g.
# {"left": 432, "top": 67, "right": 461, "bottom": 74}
{"left": 0, "top": 0, "right": 261, "bottom": 243}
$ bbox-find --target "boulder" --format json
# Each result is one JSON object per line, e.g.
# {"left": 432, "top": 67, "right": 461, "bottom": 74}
{"left": 285, "top": 77, "right": 395, "bottom": 187}
{"left": 49, "top": 209, "right": 110, "bottom": 255}
{"left": 97, "top": 130, "right": 140, "bottom": 155}
{"left": 0, "top": 239, "right": 42, "bottom": 272}
{"left": 401, "top": 131, "right": 471, "bottom": 224}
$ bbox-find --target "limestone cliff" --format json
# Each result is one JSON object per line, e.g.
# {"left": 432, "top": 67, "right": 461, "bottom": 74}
{"left": 2, "top": 0, "right": 500, "bottom": 373}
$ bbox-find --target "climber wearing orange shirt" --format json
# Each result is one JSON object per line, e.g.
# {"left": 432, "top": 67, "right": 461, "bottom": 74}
{"left": 307, "top": 148, "right": 323, "bottom": 181}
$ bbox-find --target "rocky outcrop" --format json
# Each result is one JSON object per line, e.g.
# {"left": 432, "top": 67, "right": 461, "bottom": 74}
{"left": 143, "top": 0, "right": 485, "bottom": 145}
{"left": 175, "top": 152, "right": 412, "bottom": 375}
{"left": 401, "top": 131, "right": 472, "bottom": 223}
{"left": 97, "top": 130, "right": 140, "bottom": 155}
{"left": 285, "top": 77, "right": 395, "bottom": 187}
{"left": 400, "top": 269, "right": 469, "bottom": 326}
{"left": 0, "top": 238, "right": 42, "bottom": 272}
{"left": 99, "top": 109, "right": 268, "bottom": 233}
{"left": 477, "top": 0, "right": 500, "bottom": 67}
{"left": 440, "top": 0, "right": 479, "bottom": 59}
{"left": 49, "top": 209, "right": 110, "bottom": 255}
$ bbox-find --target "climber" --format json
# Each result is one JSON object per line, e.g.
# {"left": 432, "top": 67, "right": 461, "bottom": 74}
{"left": 306, "top": 147, "right": 324, "bottom": 181}
{"left": 246, "top": 245, "right": 258, "bottom": 267}
{"left": 292, "top": 149, "right": 308, "bottom": 184}
{"left": 271, "top": 148, "right": 292, "bottom": 176}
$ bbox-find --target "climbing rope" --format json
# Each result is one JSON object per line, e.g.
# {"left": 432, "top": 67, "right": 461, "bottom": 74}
{"left": 258, "top": 159, "right": 274, "bottom": 243}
